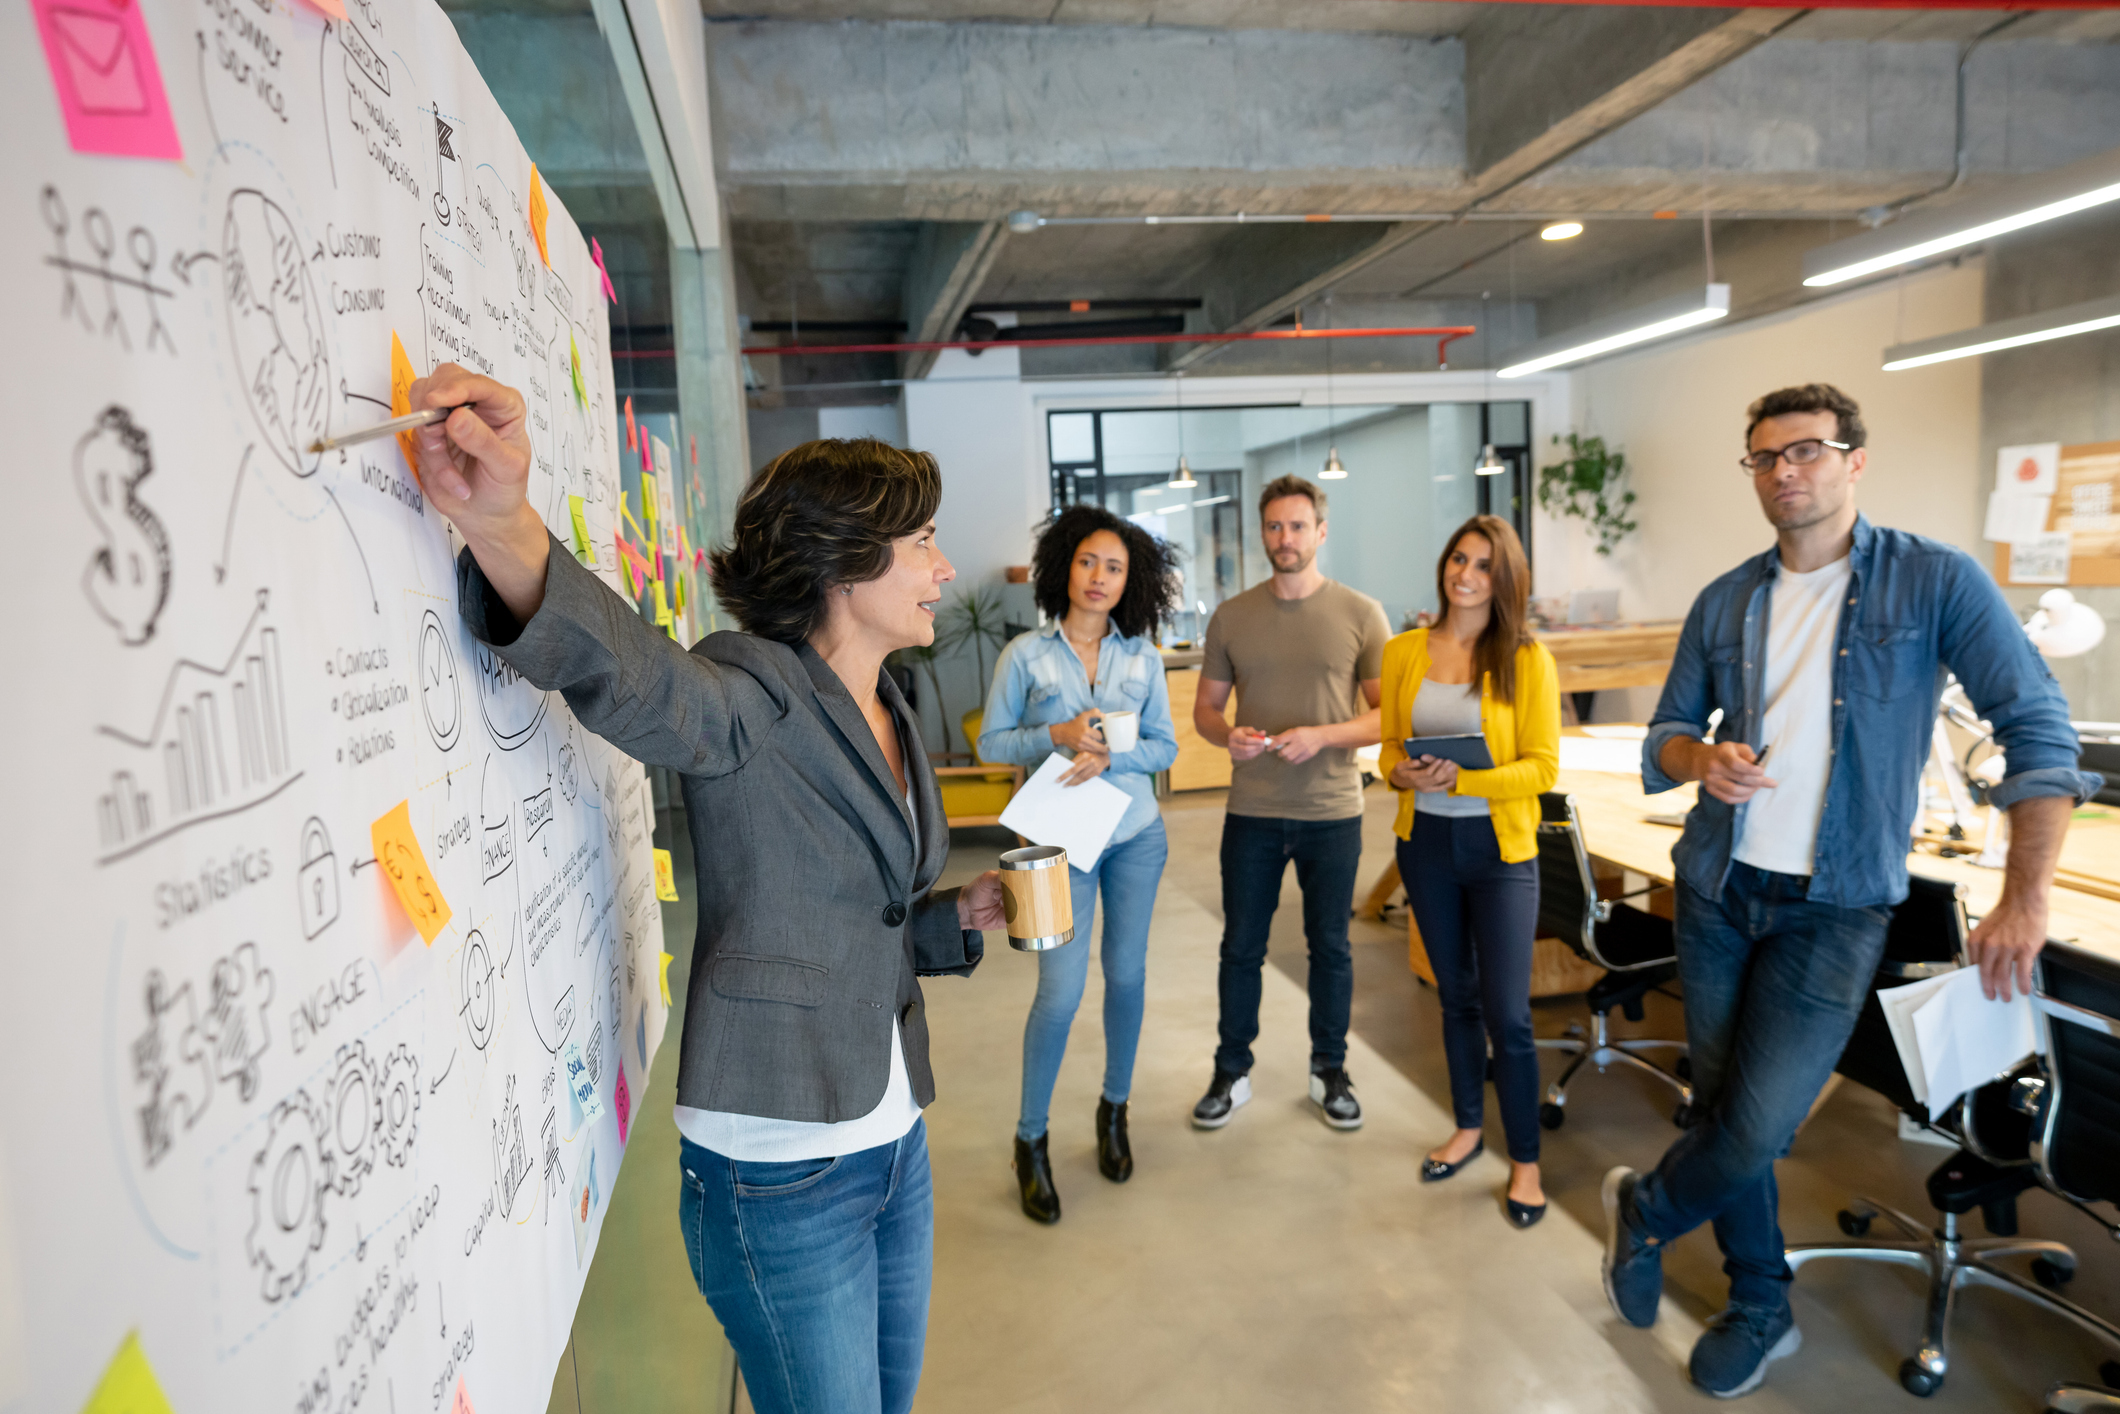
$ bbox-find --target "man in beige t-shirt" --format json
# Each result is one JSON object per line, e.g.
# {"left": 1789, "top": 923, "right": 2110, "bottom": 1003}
{"left": 1190, "top": 475, "right": 1389, "bottom": 1133}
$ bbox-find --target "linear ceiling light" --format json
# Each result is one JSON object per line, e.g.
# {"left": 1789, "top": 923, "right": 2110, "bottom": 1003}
{"left": 1497, "top": 285, "right": 1729, "bottom": 379}
{"left": 1803, "top": 144, "right": 2120, "bottom": 289}
{"left": 1540, "top": 222, "right": 1583, "bottom": 241}
{"left": 1881, "top": 292, "right": 2120, "bottom": 372}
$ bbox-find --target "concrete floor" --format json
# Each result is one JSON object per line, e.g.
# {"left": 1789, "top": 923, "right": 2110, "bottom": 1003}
{"left": 554, "top": 784, "right": 2120, "bottom": 1412}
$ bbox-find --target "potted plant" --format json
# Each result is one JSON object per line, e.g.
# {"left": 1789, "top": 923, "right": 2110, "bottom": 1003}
{"left": 1538, "top": 433, "right": 1638, "bottom": 557}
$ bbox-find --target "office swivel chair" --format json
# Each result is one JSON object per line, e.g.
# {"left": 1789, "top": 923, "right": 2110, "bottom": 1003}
{"left": 1531, "top": 792, "right": 1695, "bottom": 1130}
{"left": 1787, "top": 892, "right": 2120, "bottom": 1400}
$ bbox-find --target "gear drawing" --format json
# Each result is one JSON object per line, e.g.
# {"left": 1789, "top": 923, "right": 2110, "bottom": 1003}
{"left": 246, "top": 1093, "right": 331, "bottom": 1303}
{"left": 327, "top": 1042, "right": 380, "bottom": 1197}
{"left": 377, "top": 1044, "right": 421, "bottom": 1168}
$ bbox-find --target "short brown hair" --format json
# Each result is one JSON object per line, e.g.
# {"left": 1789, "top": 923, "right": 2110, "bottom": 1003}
{"left": 709, "top": 438, "right": 942, "bottom": 644}
{"left": 1746, "top": 384, "right": 1867, "bottom": 450}
{"left": 1258, "top": 474, "right": 1326, "bottom": 522}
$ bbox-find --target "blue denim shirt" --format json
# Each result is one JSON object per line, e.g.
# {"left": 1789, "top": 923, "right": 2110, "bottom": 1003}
{"left": 978, "top": 622, "right": 1178, "bottom": 847}
{"left": 1644, "top": 515, "right": 2098, "bottom": 909}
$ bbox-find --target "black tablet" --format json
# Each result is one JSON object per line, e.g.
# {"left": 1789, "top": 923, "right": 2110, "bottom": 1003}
{"left": 1401, "top": 733, "right": 1496, "bottom": 771}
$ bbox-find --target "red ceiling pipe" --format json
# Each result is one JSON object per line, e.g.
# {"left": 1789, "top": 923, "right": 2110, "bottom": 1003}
{"left": 739, "top": 325, "right": 1479, "bottom": 365}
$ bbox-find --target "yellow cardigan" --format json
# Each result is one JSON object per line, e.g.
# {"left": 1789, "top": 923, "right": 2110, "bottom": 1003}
{"left": 1378, "top": 628, "right": 1560, "bottom": 863}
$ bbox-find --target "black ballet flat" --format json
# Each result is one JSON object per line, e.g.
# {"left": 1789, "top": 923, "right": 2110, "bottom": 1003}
{"left": 1419, "top": 1138, "right": 1483, "bottom": 1183}
{"left": 1507, "top": 1198, "right": 1548, "bottom": 1229}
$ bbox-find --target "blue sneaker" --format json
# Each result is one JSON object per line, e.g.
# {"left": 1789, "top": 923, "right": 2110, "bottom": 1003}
{"left": 1689, "top": 1303, "right": 1801, "bottom": 1398}
{"left": 1600, "top": 1166, "right": 1663, "bottom": 1328}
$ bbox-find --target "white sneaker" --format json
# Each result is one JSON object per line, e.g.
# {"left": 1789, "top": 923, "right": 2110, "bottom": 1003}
{"left": 1191, "top": 1071, "right": 1252, "bottom": 1129}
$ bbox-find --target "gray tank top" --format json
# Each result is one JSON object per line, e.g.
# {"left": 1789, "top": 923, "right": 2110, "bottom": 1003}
{"left": 1411, "top": 678, "right": 1490, "bottom": 817}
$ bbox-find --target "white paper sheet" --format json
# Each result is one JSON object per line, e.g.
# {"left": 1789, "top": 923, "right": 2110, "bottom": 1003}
{"left": 1983, "top": 489, "right": 2053, "bottom": 544}
{"left": 1878, "top": 971, "right": 1955, "bottom": 1108}
{"left": 1911, "top": 966, "right": 2042, "bottom": 1113}
{"left": 999, "top": 754, "right": 1134, "bottom": 872}
{"left": 1581, "top": 724, "right": 1649, "bottom": 740}
{"left": 1559, "top": 736, "right": 1648, "bottom": 775}
{"left": 1997, "top": 442, "right": 2061, "bottom": 497}
{"left": 2010, "top": 532, "right": 2073, "bottom": 585}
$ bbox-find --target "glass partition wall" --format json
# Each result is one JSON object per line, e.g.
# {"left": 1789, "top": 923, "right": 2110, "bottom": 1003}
{"left": 1048, "top": 402, "right": 1532, "bottom": 644}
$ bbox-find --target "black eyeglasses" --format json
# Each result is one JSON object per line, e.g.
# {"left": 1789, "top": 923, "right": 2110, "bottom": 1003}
{"left": 1739, "top": 438, "right": 1851, "bottom": 475}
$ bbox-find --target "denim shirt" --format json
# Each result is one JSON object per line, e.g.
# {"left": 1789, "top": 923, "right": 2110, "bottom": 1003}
{"left": 1644, "top": 515, "right": 2099, "bottom": 909}
{"left": 978, "top": 622, "right": 1179, "bottom": 847}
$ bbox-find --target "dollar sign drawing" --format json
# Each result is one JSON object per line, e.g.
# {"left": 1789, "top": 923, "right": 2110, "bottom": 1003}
{"left": 76, "top": 406, "right": 171, "bottom": 646}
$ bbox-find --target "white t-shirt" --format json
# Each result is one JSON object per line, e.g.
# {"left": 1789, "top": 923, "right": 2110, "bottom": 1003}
{"left": 1733, "top": 554, "right": 1853, "bottom": 877}
{"left": 672, "top": 773, "right": 926, "bottom": 1161}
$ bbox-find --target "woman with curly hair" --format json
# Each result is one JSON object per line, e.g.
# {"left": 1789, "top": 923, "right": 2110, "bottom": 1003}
{"left": 406, "top": 362, "right": 1004, "bottom": 1414}
{"left": 979, "top": 504, "right": 1182, "bottom": 1223}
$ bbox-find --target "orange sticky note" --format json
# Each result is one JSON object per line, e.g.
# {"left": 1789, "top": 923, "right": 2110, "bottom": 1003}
{"left": 654, "top": 848, "right": 678, "bottom": 900}
{"left": 624, "top": 396, "right": 637, "bottom": 452}
{"left": 371, "top": 800, "right": 452, "bottom": 945}
{"left": 528, "top": 166, "right": 550, "bottom": 268}
{"left": 81, "top": 1332, "right": 176, "bottom": 1414}
{"left": 389, "top": 331, "right": 420, "bottom": 472}
{"left": 296, "top": 0, "right": 347, "bottom": 17}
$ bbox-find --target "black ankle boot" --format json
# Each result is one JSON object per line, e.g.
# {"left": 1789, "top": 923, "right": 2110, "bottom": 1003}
{"left": 1014, "top": 1133, "right": 1060, "bottom": 1224}
{"left": 1096, "top": 1098, "right": 1133, "bottom": 1183}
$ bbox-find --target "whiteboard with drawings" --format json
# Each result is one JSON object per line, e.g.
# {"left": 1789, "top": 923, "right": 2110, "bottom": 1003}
{"left": 0, "top": 0, "right": 667, "bottom": 1408}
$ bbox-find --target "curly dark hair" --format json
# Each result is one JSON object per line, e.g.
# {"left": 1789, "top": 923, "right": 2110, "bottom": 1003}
{"left": 1746, "top": 383, "right": 1867, "bottom": 450}
{"left": 709, "top": 438, "right": 942, "bottom": 644}
{"left": 1031, "top": 504, "right": 1182, "bottom": 642}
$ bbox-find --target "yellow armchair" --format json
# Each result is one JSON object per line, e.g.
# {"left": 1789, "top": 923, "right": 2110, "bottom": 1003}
{"left": 931, "top": 709, "right": 1023, "bottom": 828}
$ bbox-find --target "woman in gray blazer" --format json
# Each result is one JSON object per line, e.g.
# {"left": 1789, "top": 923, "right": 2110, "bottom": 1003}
{"left": 409, "top": 364, "right": 1004, "bottom": 1414}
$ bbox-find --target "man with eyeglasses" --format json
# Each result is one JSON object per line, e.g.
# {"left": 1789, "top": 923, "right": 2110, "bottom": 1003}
{"left": 1599, "top": 383, "right": 2099, "bottom": 1398}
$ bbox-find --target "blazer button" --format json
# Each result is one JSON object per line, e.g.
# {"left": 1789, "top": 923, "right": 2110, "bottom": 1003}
{"left": 882, "top": 902, "right": 907, "bottom": 927}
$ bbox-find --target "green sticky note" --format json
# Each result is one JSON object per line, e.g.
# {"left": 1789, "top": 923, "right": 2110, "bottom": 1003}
{"left": 567, "top": 494, "right": 592, "bottom": 562}
{"left": 569, "top": 333, "right": 587, "bottom": 407}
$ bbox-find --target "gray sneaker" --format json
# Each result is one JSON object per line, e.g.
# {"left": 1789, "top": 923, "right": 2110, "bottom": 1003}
{"left": 1601, "top": 1166, "right": 1664, "bottom": 1328}
{"left": 1689, "top": 1304, "right": 1801, "bottom": 1398}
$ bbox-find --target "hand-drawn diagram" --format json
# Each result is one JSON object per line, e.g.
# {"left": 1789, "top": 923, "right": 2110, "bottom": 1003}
{"left": 432, "top": 113, "right": 457, "bottom": 226}
{"left": 460, "top": 928, "right": 496, "bottom": 1050}
{"left": 133, "top": 943, "right": 277, "bottom": 1168}
{"left": 94, "top": 589, "right": 299, "bottom": 863}
{"left": 472, "top": 638, "right": 548, "bottom": 750}
{"left": 328, "top": 1041, "right": 380, "bottom": 1196}
{"left": 44, "top": 185, "right": 93, "bottom": 330}
{"left": 419, "top": 608, "right": 462, "bottom": 751}
{"left": 493, "top": 1074, "right": 530, "bottom": 1219}
{"left": 74, "top": 405, "right": 171, "bottom": 646}
{"left": 479, "top": 754, "right": 515, "bottom": 884}
{"left": 224, "top": 190, "right": 331, "bottom": 477}
{"left": 296, "top": 816, "right": 340, "bottom": 939}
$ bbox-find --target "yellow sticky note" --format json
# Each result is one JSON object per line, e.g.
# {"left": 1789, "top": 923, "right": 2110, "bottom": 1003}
{"left": 528, "top": 166, "right": 550, "bottom": 268}
{"left": 371, "top": 800, "right": 453, "bottom": 945}
{"left": 81, "top": 1332, "right": 175, "bottom": 1414}
{"left": 640, "top": 472, "right": 659, "bottom": 549}
{"left": 390, "top": 331, "right": 419, "bottom": 473}
{"left": 659, "top": 950, "right": 674, "bottom": 1006}
{"left": 679, "top": 525, "right": 692, "bottom": 561}
{"left": 673, "top": 574, "right": 686, "bottom": 614}
{"left": 652, "top": 580, "right": 672, "bottom": 627}
{"left": 654, "top": 848, "right": 679, "bottom": 902}
{"left": 567, "top": 494, "right": 592, "bottom": 562}
{"left": 569, "top": 333, "right": 587, "bottom": 407}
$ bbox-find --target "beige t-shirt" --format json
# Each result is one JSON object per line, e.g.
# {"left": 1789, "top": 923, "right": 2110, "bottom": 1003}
{"left": 1201, "top": 579, "right": 1390, "bottom": 820}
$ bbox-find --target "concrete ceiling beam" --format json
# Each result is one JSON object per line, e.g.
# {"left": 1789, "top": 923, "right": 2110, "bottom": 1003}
{"left": 900, "top": 220, "right": 1011, "bottom": 379}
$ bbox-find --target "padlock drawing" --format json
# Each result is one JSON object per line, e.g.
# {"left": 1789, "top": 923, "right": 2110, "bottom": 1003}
{"left": 298, "top": 816, "right": 341, "bottom": 939}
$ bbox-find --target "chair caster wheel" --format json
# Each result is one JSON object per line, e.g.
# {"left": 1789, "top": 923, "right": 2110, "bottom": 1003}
{"left": 1899, "top": 1359, "right": 1942, "bottom": 1397}
{"left": 1538, "top": 1102, "right": 1566, "bottom": 1131}
{"left": 1837, "top": 1209, "right": 1873, "bottom": 1237}
{"left": 1675, "top": 1056, "right": 1692, "bottom": 1082}
{"left": 1672, "top": 1101, "right": 1702, "bottom": 1129}
{"left": 2101, "top": 1359, "right": 2120, "bottom": 1387}
{"left": 2032, "top": 1254, "right": 2077, "bottom": 1289}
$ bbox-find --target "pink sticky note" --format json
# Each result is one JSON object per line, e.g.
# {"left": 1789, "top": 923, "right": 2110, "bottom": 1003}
{"left": 450, "top": 1376, "right": 475, "bottom": 1414}
{"left": 591, "top": 237, "right": 619, "bottom": 305}
{"left": 32, "top": 0, "right": 183, "bottom": 161}
{"left": 298, "top": 0, "right": 349, "bottom": 17}
{"left": 614, "top": 1064, "right": 632, "bottom": 1144}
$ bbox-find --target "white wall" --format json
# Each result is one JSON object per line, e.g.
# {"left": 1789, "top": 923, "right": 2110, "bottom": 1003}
{"left": 1538, "top": 260, "right": 1986, "bottom": 716}
{"left": 818, "top": 402, "right": 907, "bottom": 446}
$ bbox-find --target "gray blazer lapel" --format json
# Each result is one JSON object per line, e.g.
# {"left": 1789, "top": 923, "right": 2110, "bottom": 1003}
{"left": 794, "top": 644, "right": 916, "bottom": 868}
{"left": 881, "top": 670, "right": 950, "bottom": 895}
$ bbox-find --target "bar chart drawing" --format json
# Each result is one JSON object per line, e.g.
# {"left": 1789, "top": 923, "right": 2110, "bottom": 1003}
{"left": 96, "top": 589, "right": 305, "bottom": 864}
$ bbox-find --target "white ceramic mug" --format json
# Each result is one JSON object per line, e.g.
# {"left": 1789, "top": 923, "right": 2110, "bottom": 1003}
{"left": 1095, "top": 710, "right": 1139, "bottom": 754}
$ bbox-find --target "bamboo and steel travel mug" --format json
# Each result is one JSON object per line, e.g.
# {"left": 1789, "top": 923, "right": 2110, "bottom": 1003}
{"left": 999, "top": 844, "right": 1073, "bottom": 951}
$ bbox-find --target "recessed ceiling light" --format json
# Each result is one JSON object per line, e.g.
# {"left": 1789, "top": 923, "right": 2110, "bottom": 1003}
{"left": 1540, "top": 222, "right": 1583, "bottom": 242}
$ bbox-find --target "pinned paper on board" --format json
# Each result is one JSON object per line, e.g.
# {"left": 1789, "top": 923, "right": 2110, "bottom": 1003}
{"left": 568, "top": 495, "right": 593, "bottom": 563}
{"left": 659, "top": 951, "right": 675, "bottom": 1007}
{"left": 80, "top": 1331, "right": 176, "bottom": 1414}
{"left": 371, "top": 800, "right": 453, "bottom": 944}
{"left": 32, "top": 0, "right": 184, "bottom": 162}
{"left": 1997, "top": 442, "right": 2061, "bottom": 498}
{"left": 1983, "top": 490, "right": 2053, "bottom": 545}
{"left": 528, "top": 164, "right": 550, "bottom": 267}
{"left": 390, "top": 331, "right": 421, "bottom": 471}
{"left": 653, "top": 848, "right": 679, "bottom": 902}
{"left": 2011, "top": 533, "right": 2072, "bottom": 586}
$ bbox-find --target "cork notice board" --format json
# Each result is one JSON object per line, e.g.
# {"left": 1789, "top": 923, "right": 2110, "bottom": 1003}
{"left": 1994, "top": 441, "right": 2120, "bottom": 586}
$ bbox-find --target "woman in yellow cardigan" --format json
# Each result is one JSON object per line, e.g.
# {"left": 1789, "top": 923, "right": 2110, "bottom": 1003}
{"left": 1381, "top": 514, "right": 1559, "bottom": 1229}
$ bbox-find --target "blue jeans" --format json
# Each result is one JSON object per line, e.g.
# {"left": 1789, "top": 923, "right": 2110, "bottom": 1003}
{"left": 1215, "top": 813, "right": 1363, "bottom": 1076}
{"left": 1632, "top": 864, "right": 1891, "bottom": 1310}
{"left": 1397, "top": 816, "right": 1543, "bottom": 1163}
{"left": 1018, "top": 819, "right": 1168, "bottom": 1141}
{"left": 677, "top": 1120, "right": 934, "bottom": 1414}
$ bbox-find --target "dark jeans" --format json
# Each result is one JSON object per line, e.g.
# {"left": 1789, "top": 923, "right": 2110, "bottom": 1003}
{"left": 1397, "top": 814, "right": 1543, "bottom": 1164}
{"left": 678, "top": 1121, "right": 934, "bottom": 1414}
{"left": 1215, "top": 812, "right": 1363, "bottom": 1076}
{"left": 1632, "top": 863, "right": 1892, "bottom": 1311}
